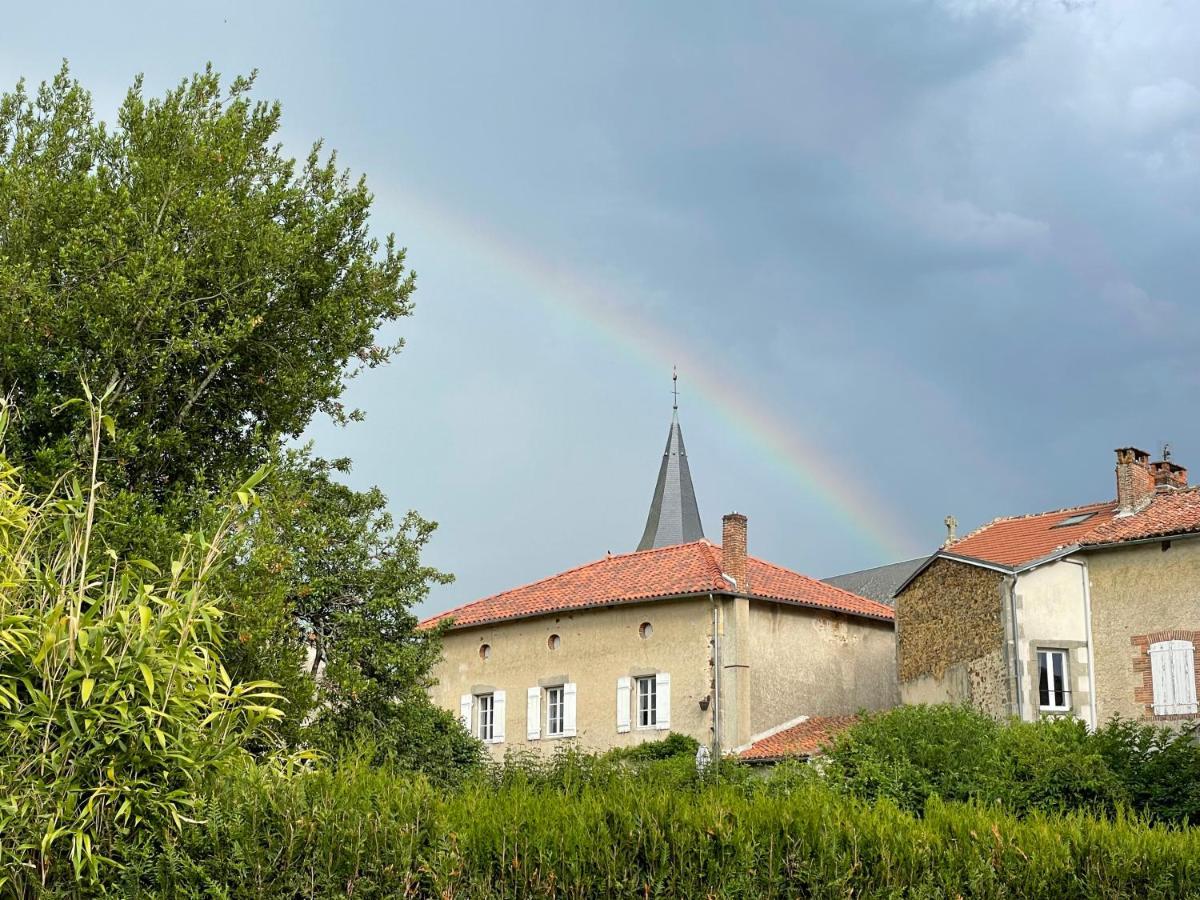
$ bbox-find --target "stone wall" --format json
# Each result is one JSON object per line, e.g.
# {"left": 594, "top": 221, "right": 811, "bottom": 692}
{"left": 1085, "top": 537, "right": 1200, "bottom": 725}
{"left": 896, "top": 557, "right": 1010, "bottom": 715}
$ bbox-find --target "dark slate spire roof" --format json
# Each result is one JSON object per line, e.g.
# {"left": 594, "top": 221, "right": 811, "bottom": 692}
{"left": 637, "top": 410, "right": 704, "bottom": 550}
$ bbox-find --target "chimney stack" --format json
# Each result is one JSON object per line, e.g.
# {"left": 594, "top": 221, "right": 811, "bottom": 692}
{"left": 1149, "top": 459, "right": 1188, "bottom": 492}
{"left": 1115, "top": 447, "right": 1154, "bottom": 515}
{"left": 722, "top": 512, "right": 748, "bottom": 592}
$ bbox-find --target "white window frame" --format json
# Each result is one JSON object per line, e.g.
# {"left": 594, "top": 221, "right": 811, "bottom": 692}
{"left": 636, "top": 675, "right": 657, "bottom": 729}
{"left": 546, "top": 685, "right": 565, "bottom": 737}
{"left": 1036, "top": 649, "right": 1071, "bottom": 712}
{"left": 1149, "top": 639, "right": 1198, "bottom": 716}
{"left": 476, "top": 692, "right": 495, "bottom": 742}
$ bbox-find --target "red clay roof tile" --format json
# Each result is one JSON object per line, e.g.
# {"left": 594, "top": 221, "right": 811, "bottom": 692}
{"left": 420, "top": 540, "right": 893, "bottom": 630}
{"left": 943, "top": 487, "right": 1200, "bottom": 569}
{"left": 739, "top": 715, "right": 859, "bottom": 761}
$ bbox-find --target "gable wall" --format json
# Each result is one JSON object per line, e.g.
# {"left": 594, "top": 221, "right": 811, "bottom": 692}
{"left": 748, "top": 601, "right": 897, "bottom": 736}
{"left": 896, "top": 557, "right": 1010, "bottom": 716}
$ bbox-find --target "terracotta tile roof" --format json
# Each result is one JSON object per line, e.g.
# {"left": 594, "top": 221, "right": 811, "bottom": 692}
{"left": 739, "top": 715, "right": 859, "bottom": 762}
{"left": 420, "top": 540, "right": 894, "bottom": 630}
{"left": 1081, "top": 488, "right": 1200, "bottom": 545}
{"left": 942, "top": 487, "right": 1200, "bottom": 570}
{"left": 946, "top": 500, "right": 1119, "bottom": 568}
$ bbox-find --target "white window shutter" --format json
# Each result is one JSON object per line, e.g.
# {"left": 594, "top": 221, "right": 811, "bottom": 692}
{"left": 527, "top": 687, "right": 541, "bottom": 740}
{"left": 459, "top": 693, "right": 473, "bottom": 730}
{"left": 563, "top": 682, "right": 578, "bottom": 737}
{"left": 656, "top": 671, "right": 671, "bottom": 730}
{"left": 1171, "top": 642, "right": 1197, "bottom": 714}
{"left": 616, "top": 677, "right": 631, "bottom": 733}
{"left": 493, "top": 690, "right": 506, "bottom": 743}
{"left": 1150, "top": 644, "right": 1172, "bottom": 715}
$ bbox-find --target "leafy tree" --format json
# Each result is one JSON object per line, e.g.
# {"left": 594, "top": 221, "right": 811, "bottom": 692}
{"left": 0, "top": 64, "right": 415, "bottom": 495}
{"left": 0, "top": 65, "right": 476, "bottom": 777}
{"left": 261, "top": 449, "right": 481, "bottom": 776}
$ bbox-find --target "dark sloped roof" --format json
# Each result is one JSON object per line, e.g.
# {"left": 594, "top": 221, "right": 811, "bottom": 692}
{"left": 637, "top": 412, "right": 704, "bottom": 550}
{"left": 823, "top": 557, "right": 928, "bottom": 607}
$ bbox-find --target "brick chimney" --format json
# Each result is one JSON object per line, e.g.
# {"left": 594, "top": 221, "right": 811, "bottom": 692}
{"left": 722, "top": 512, "right": 748, "bottom": 593}
{"left": 1149, "top": 459, "right": 1188, "bottom": 492}
{"left": 1115, "top": 447, "right": 1154, "bottom": 515}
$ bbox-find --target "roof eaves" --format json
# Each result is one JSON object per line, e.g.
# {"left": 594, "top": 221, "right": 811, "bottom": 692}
{"left": 1077, "top": 529, "right": 1200, "bottom": 554}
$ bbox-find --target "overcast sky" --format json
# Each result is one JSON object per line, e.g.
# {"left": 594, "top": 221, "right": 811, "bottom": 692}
{"left": 6, "top": 1, "right": 1200, "bottom": 615}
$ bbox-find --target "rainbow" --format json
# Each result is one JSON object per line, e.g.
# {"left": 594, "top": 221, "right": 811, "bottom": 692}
{"left": 389, "top": 187, "right": 923, "bottom": 562}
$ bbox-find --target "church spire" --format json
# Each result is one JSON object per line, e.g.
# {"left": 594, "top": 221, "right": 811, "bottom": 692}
{"left": 637, "top": 370, "right": 704, "bottom": 551}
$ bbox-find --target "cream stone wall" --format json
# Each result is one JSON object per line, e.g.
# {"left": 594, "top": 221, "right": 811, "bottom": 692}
{"left": 1011, "top": 561, "right": 1093, "bottom": 725}
{"left": 1084, "top": 537, "right": 1200, "bottom": 725}
{"left": 747, "top": 603, "right": 897, "bottom": 736}
{"left": 428, "top": 596, "right": 715, "bottom": 756}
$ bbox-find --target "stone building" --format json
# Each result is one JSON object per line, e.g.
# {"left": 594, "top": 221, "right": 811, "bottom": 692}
{"left": 422, "top": 402, "right": 897, "bottom": 757}
{"left": 895, "top": 446, "right": 1200, "bottom": 728}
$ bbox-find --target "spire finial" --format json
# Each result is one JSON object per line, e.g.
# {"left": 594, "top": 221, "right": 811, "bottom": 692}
{"left": 672, "top": 366, "right": 679, "bottom": 411}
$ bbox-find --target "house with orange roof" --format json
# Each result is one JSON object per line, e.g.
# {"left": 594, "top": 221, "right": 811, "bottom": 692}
{"left": 423, "top": 398, "right": 898, "bottom": 757}
{"left": 896, "top": 446, "right": 1200, "bottom": 729}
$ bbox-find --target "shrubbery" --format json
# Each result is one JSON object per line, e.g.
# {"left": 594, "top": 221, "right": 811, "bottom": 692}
{"left": 821, "top": 703, "right": 1200, "bottom": 824}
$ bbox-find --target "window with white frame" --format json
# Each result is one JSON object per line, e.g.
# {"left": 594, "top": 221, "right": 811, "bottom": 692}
{"left": 546, "top": 685, "right": 565, "bottom": 736}
{"left": 1037, "top": 649, "right": 1070, "bottom": 711}
{"left": 476, "top": 692, "right": 495, "bottom": 741}
{"left": 1149, "top": 640, "right": 1198, "bottom": 716}
{"left": 636, "top": 675, "right": 657, "bottom": 728}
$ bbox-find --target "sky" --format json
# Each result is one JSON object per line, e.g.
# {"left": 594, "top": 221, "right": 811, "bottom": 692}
{"left": 5, "top": 1, "right": 1200, "bottom": 616}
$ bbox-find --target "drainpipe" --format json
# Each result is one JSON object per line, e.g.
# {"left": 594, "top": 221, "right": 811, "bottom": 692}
{"left": 1006, "top": 574, "right": 1024, "bottom": 720}
{"left": 709, "top": 592, "right": 722, "bottom": 763}
{"left": 1062, "top": 557, "right": 1098, "bottom": 730}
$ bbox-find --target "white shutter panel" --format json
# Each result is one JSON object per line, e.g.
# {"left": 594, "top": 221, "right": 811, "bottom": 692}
{"left": 492, "top": 690, "right": 506, "bottom": 744}
{"left": 527, "top": 687, "right": 541, "bottom": 740}
{"left": 616, "top": 677, "right": 631, "bottom": 733}
{"left": 1150, "top": 644, "right": 1173, "bottom": 715}
{"left": 1172, "top": 642, "right": 1197, "bottom": 714}
{"left": 460, "top": 694, "right": 473, "bottom": 731}
{"left": 563, "top": 682, "right": 578, "bottom": 737}
{"left": 656, "top": 671, "right": 671, "bottom": 731}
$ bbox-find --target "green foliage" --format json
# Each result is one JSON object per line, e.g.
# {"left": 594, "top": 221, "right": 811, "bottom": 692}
{"left": 822, "top": 704, "right": 1198, "bottom": 823}
{"left": 0, "top": 393, "right": 282, "bottom": 891}
{"left": 0, "top": 64, "right": 415, "bottom": 496}
{"left": 1092, "top": 717, "right": 1200, "bottom": 825}
{"left": 40, "top": 755, "right": 1200, "bottom": 899}
{"left": 608, "top": 731, "right": 699, "bottom": 762}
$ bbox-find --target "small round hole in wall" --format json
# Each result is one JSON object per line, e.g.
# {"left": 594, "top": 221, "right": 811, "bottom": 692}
{"left": 547, "top": 634, "right": 561, "bottom": 650}
{"left": 479, "top": 643, "right": 491, "bottom": 660}
{"left": 639, "top": 622, "right": 653, "bottom": 640}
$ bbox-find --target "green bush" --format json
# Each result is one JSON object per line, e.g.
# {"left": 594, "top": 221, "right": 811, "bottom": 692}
{"left": 822, "top": 704, "right": 1199, "bottom": 823}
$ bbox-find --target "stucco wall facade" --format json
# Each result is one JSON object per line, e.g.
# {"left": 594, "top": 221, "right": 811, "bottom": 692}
{"left": 429, "top": 596, "right": 715, "bottom": 756}
{"left": 748, "top": 603, "right": 896, "bottom": 737}
{"left": 896, "top": 558, "right": 1010, "bottom": 716}
{"left": 1084, "top": 537, "right": 1200, "bottom": 725}
{"left": 1010, "top": 561, "right": 1093, "bottom": 725}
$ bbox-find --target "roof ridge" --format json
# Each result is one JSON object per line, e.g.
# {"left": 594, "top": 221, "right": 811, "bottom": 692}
{"left": 420, "top": 540, "right": 717, "bottom": 626}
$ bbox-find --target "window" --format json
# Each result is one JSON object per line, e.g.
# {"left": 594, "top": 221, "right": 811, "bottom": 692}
{"left": 477, "top": 693, "right": 495, "bottom": 741}
{"left": 1037, "top": 649, "right": 1070, "bottom": 711}
{"left": 547, "top": 634, "right": 561, "bottom": 651}
{"left": 479, "top": 643, "right": 491, "bottom": 661}
{"left": 1150, "top": 640, "right": 1198, "bottom": 716}
{"left": 546, "top": 685, "right": 565, "bottom": 736}
{"left": 639, "top": 621, "right": 653, "bottom": 640}
{"left": 636, "top": 676, "right": 657, "bottom": 728}
{"left": 1052, "top": 512, "right": 1095, "bottom": 529}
